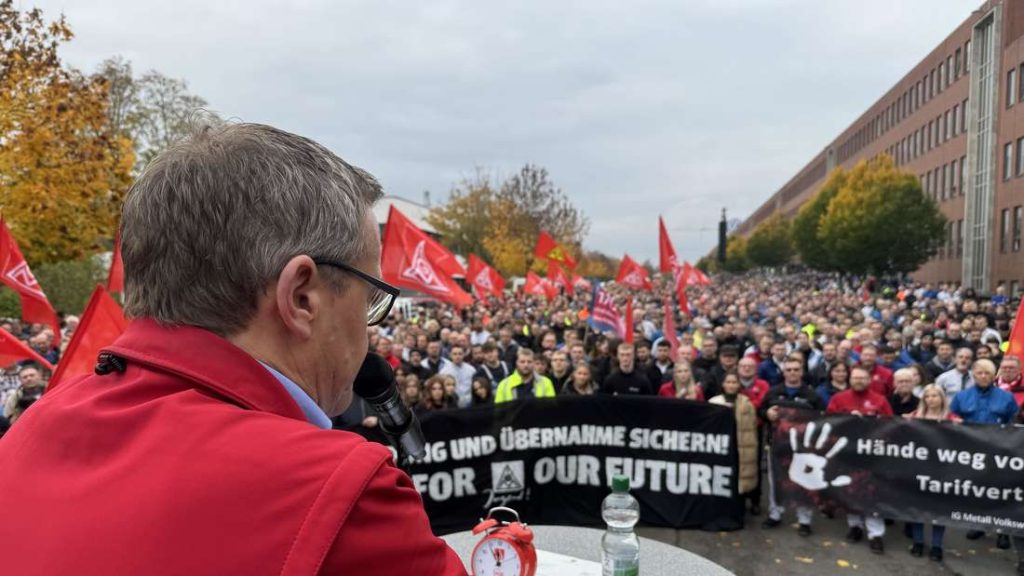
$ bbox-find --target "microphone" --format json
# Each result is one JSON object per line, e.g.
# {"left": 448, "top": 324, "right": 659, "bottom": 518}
{"left": 353, "top": 353, "right": 426, "bottom": 462}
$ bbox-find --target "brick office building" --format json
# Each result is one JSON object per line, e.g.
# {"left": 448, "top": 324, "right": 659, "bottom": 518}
{"left": 736, "top": 0, "right": 1024, "bottom": 294}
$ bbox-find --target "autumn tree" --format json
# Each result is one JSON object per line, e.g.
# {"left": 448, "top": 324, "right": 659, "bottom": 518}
{"left": 745, "top": 212, "right": 793, "bottom": 268}
{"left": 425, "top": 171, "right": 497, "bottom": 261}
{"left": 818, "top": 155, "right": 946, "bottom": 276}
{"left": 792, "top": 167, "right": 848, "bottom": 272}
{"left": 721, "top": 235, "right": 750, "bottom": 273}
{"left": 0, "top": 2, "right": 134, "bottom": 263}
{"left": 429, "top": 164, "right": 589, "bottom": 277}
{"left": 577, "top": 250, "right": 620, "bottom": 279}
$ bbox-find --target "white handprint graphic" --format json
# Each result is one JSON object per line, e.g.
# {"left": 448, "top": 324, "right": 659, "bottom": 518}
{"left": 787, "top": 422, "right": 852, "bottom": 491}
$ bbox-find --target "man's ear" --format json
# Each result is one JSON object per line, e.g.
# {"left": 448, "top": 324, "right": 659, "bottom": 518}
{"left": 275, "top": 256, "right": 322, "bottom": 340}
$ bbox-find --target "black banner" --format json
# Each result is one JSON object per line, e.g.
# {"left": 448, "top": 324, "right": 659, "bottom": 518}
{"left": 348, "top": 396, "right": 743, "bottom": 535}
{"left": 770, "top": 408, "right": 1024, "bottom": 534}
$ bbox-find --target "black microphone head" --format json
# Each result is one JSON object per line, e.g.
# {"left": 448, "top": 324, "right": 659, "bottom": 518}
{"left": 353, "top": 353, "right": 397, "bottom": 399}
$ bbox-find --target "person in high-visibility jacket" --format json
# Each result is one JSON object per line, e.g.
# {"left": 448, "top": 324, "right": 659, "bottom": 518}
{"left": 495, "top": 348, "right": 556, "bottom": 403}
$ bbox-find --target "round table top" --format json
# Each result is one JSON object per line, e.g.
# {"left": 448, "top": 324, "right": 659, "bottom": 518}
{"left": 442, "top": 525, "right": 732, "bottom": 576}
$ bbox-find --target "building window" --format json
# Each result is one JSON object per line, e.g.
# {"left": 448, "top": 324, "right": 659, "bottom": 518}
{"left": 946, "top": 56, "right": 953, "bottom": 86}
{"left": 1002, "top": 208, "right": 1010, "bottom": 253}
{"left": 950, "top": 218, "right": 958, "bottom": 256}
{"left": 1015, "top": 204, "right": 1024, "bottom": 252}
{"left": 961, "top": 98, "right": 968, "bottom": 132}
{"left": 1009, "top": 68, "right": 1018, "bottom": 107}
{"left": 936, "top": 115, "right": 942, "bottom": 147}
{"left": 1006, "top": 141, "right": 1014, "bottom": 181}
{"left": 941, "top": 164, "right": 949, "bottom": 200}
{"left": 947, "top": 222, "right": 954, "bottom": 259}
{"left": 952, "top": 158, "right": 958, "bottom": 193}
{"left": 961, "top": 155, "right": 967, "bottom": 196}
{"left": 952, "top": 104, "right": 959, "bottom": 136}
{"left": 944, "top": 110, "right": 951, "bottom": 140}
{"left": 955, "top": 48, "right": 962, "bottom": 78}
{"left": 938, "top": 62, "right": 945, "bottom": 92}
{"left": 965, "top": 40, "right": 971, "bottom": 73}
{"left": 930, "top": 69, "right": 936, "bottom": 98}
{"left": 1020, "top": 64, "right": 1024, "bottom": 103}
{"left": 1018, "top": 137, "right": 1024, "bottom": 176}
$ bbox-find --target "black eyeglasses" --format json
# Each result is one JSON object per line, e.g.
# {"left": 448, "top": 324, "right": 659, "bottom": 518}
{"left": 312, "top": 258, "right": 399, "bottom": 326}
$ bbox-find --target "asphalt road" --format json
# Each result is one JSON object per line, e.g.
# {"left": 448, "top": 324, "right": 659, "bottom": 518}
{"left": 637, "top": 503, "right": 1020, "bottom": 576}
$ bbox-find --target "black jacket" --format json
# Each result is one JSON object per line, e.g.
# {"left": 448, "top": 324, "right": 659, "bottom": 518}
{"left": 601, "top": 370, "right": 654, "bottom": 395}
{"left": 758, "top": 384, "right": 824, "bottom": 420}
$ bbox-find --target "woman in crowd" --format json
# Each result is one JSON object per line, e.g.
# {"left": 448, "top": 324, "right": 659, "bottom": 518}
{"left": 815, "top": 362, "right": 849, "bottom": 406}
{"left": 905, "top": 383, "right": 953, "bottom": 561}
{"left": 659, "top": 360, "right": 704, "bottom": 401}
{"left": 420, "top": 376, "right": 452, "bottom": 413}
{"left": 562, "top": 362, "right": 597, "bottom": 395}
{"left": 401, "top": 374, "right": 421, "bottom": 409}
{"left": 441, "top": 375, "right": 459, "bottom": 408}
{"left": 471, "top": 375, "right": 493, "bottom": 405}
{"left": 709, "top": 371, "right": 759, "bottom": 515}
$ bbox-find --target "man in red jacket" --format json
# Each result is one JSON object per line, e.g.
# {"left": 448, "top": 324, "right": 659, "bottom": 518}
{"left": 858, "top": 344, "right": 894, "bottom": 397}
{"left": 827, "top": 365, "right": 893, "bottom": 556}
{"left": 0, "top": 123, "right": 467, "bottom": 576}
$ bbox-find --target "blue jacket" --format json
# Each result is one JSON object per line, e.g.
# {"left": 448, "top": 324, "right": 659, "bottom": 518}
{"left": 951, "top": 384, "right": 1019, "bottom": 425}
{"left": 758, "top": 359, "right": 784, "bottom": 387}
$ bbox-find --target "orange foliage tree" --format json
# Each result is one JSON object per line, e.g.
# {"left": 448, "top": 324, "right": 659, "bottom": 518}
{"left": 0, "top": 1, "right": 134, "bottom": 264}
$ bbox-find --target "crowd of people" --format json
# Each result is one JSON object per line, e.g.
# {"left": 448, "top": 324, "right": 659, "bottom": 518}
{"left": 4, "top": 270, "right": 1024, "bottom": 572}
{"left": 348, "top": 271, "right": 1024, "bottom": 572}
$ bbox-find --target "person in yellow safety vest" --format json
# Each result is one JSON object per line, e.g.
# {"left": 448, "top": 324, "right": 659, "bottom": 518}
{"left": 494, "top": 348, "right": 556, "bottom": 403}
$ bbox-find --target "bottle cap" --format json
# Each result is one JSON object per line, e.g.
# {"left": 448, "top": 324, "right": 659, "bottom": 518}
{"left": 612, "top": 474, "right": 629, "bottom": 492}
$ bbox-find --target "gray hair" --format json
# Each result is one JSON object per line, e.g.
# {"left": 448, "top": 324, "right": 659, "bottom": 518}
{"left": 121, "top": 122, "right": 383, "bottom": 335}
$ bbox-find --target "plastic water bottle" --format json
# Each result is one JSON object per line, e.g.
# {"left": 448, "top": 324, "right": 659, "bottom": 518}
{"left": 601, "top": 474, "right": 640, "bottom": 576}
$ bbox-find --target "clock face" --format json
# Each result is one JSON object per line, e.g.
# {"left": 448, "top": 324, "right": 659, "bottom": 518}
{"left": 472, "top": 538, "right": 522, "bottom": 576}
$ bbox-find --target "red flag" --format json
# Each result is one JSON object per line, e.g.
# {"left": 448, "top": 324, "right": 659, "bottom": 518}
{"left": 547, "top": 260, "right": 572, "bottom": 293}
{"left": 1008, "top": 298, "right": 1024, "bottom": 357}
{"left": 107, "top": 230, "right": 124, "bottom": 294}
{"left": 48, "top": 285, "right": 127, "bottom": 390}
{"left": 0, "top": 328, "right": 53, "bottom": 371}
{"left": 0, "top": 220, "right": 59, "bottom": 336}
{"left": 524, "top": 272, "right": 557, "bottom": 300}
{"left": 676, "top": 277, "right": 691, "bottom": 317}
{"left": 615, "top": 255, "right": 653, "bottom": 291}
{"left": 381, "top": 206, "right": 472, "bottom": 307}
{"left": 572, "top": 274, "right": 592, "bottom": 291}
{"left": 467, "top": 254, "right": 505, "bottom": 299}
{"left": 658, "top": 217, "right": 679, "bottom": 274}
{"left": 662, "top": 297, "right": 679, "bottom": 359}
{"left": 624, "top": 298, "right": 634, "bottom": 344}
{"left": 534, "top": 231, "right": 577, "bottom": 270}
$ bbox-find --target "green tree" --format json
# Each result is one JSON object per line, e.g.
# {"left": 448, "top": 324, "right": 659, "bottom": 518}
{"left": 721, "top": 235, "right": 750, "bottom": 273}
{"left": 818, "top": 155, "right": 946, "bottom": 276}
{"left": 745, "top": 212, "right": 793, "bottom": 268}
{"left": 34, "top": 257, "right": 106, "bottom": 314}
{"left": 792, "top": 167, "right": 848, "bottom": 271}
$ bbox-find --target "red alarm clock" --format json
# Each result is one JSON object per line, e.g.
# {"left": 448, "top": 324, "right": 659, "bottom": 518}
{"left": 470, "top": 507, "right": 537, "bottom": 576}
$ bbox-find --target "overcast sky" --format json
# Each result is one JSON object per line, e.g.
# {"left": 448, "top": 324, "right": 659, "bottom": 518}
{"left": 35, "top": 0, "right": 970, "bottom": 263}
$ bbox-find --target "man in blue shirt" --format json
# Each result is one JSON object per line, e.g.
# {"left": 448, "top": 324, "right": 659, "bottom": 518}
{"left": 950, "top": 359, "right": 1019, "bottom": 425}
{"left": 951, "top": 358, "right": 1019, "bottom": 549}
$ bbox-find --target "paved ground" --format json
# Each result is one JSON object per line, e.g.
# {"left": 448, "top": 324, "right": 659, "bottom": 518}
{"left": 636, "top": 499, "right": 1020, "bottom": 576}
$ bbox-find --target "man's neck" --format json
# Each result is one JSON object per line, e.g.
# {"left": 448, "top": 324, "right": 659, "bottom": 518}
{"left": 784, "top": 382, "right": 801, "bottom": 389}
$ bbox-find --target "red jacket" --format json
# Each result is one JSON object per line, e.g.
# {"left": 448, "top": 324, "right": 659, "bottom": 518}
{"left": 0, "top": 319, "right": 466, "bottom": 576}
{"left": 864, "top": 364, "right": 894, "bottom": 397}
{"left": 827, "top": 388, "right": 894, "bottom": 417}
{"left": 740, "top": 377, "right": 771, "bottom": 409}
